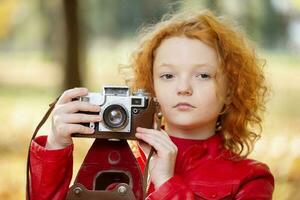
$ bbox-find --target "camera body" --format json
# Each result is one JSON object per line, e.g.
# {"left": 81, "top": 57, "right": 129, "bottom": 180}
{"left": 72, "top": 86, "right": 157, "bottom": 140}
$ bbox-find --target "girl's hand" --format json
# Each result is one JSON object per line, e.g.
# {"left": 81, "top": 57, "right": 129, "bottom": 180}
{"left": 135, "top": 127, "right": 178, "bottom": 189}
{"left": 46, "top": 87, "right": 102, "bottom": 150}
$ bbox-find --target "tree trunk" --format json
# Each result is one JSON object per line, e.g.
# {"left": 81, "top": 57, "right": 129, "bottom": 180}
{"left": 63, "top": 0, "right": 82, "bottom": 90}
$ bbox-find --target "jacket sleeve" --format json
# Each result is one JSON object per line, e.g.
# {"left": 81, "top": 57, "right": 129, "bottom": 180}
{"left": 29, "top": 135, "right": 73, "bottom": 200}
{"left": 235, "top": 162, "right": 274, "bottom": 200}
{"left": 146, "top": 176, "right": 196, "bottom": 200}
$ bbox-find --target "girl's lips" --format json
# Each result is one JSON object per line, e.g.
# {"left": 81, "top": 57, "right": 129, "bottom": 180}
{"left": 173, "top": 103, "right": 195, "bottom": 111}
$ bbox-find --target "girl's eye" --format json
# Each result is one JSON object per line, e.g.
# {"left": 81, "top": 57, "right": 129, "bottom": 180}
{"left": 160, "top": 73, "right": 174, "bottom": 79}
{"left": 196, "top": 73, "right": 211, "bottom": 79}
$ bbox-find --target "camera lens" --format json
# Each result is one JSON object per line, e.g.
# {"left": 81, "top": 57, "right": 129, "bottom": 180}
{"left": 103, "top": 105, "right": 128, "bottom": 129}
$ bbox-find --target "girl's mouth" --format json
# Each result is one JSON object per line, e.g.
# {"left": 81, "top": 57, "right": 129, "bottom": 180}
{"left": 173, "top": 103, "right": 195, "bottom": 111}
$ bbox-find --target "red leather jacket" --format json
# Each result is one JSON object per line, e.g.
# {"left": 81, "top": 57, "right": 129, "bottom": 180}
{"left": 29, "top": 134, "right": 274, "bottom": 199}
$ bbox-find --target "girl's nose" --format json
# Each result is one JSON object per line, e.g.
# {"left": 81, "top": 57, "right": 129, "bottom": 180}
{"left": 177, "top": 78, "right": 193, "bottom": 96}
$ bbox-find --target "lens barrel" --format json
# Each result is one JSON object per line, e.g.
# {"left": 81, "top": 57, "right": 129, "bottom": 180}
{"left": 103, "top": 105, "right": 128, "bottom": 130}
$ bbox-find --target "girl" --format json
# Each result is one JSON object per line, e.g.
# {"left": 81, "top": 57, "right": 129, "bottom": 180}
{"left": 29, "top": 10, "right": 274, "bottom": 199}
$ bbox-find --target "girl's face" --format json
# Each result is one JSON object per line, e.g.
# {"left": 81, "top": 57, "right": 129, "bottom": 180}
{"left": 153, "top": 36, "right": 227, "bottom": 138}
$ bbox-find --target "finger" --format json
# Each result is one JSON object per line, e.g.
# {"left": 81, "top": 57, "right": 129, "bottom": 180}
{"left": 136, "top": 127, "right": 173, "bottom": 149}
{"left": 57, "top": 113, "right": 102, "bottom": 124}
{"left": 56, "top": 101, "right": 100, "bottom": 114}
{"left": 58, "top": 123, "right": 95, "bottom": 135}
{"left": 137, "top": 127, "right": 169, "bottom": 138}
{"left": 136, "top": 133, "right": 173, "bottom": 158}
{"left": 135, "top": 132, "right": 175, "bottom": 155}
{"left": 57, "top": 87, "right": 88, "bottom": 104}
{"left": 136, "top": 130, "right": 171, "bottom": 147}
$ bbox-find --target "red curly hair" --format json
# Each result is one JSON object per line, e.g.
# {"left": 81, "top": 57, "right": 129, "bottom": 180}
{"left": 128, "top": 10, "right": 268, "bottom": 156}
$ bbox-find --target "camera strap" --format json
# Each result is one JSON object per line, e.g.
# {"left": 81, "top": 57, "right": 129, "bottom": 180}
{"left": 26, "top": 96, "right": 60, "bottom": 200}
{"left": 26, "top": 96, "right": 159, "bottom": 200}
{"left": 142, "top": 112, "right": 162, "bottom": 198}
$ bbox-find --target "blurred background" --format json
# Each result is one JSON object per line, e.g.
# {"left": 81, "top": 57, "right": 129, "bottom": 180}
{"left": 0, "top": 0, "right": 299, "bottom": 199}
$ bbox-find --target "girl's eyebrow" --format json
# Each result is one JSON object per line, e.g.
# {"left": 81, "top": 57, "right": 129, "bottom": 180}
{"left": 158, "top": 63, "right": 215, "bottom": 69}
{"left": 157, "top": 63, "right": 175, "bottom": 68}
{"left": 193, "top": 63, "right": 217, "bottom": 69}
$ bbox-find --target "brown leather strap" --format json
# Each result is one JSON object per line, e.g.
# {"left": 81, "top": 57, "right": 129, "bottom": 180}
{"left": 142, "top": 112, "right": 162, "bottom": 199}
{"left": 26, "top": 96, "right": 60, "bottom": 200}
{"left": 66, "top": 183, "right": 136, "bottom": 200}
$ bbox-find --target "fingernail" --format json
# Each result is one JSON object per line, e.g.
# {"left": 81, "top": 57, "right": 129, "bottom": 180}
{"left": 81, "top": 88, "right": 88, "bottom": 92}
{"left": 88, "top": 128, "right": 95, "bottom": 133}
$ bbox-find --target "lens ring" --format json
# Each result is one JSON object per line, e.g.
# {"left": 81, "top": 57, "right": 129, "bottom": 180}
{"left": 103, "top": 104, "right": 128, "bottom": 130}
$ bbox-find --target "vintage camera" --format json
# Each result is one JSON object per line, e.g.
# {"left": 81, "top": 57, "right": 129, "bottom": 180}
{"left": 72, "top": 86, "right": 157, "bottom": 140}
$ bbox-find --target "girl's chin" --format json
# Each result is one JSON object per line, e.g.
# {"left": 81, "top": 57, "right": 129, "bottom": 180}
{"left": 165, "top": 120, "right": 203, "bottom": 130}
{"left": 165, "top": 115, "right": 203, "bottom": 125}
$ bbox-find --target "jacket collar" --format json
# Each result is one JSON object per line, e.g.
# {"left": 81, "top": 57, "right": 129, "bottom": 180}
{"left": 169, "top": 134, "right": 225, "bottom": 173}
{"left": 169, "top": 133, "right": 224, "bottom": 158}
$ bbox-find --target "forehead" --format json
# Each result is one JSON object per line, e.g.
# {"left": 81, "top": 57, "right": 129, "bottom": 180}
{"left": 153, "top": 36, "right": 220, "bottom": 70}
